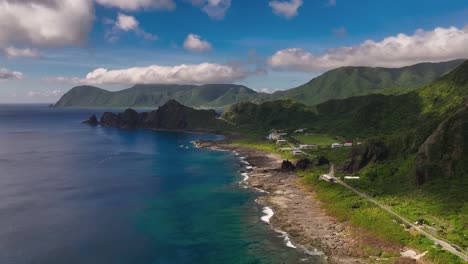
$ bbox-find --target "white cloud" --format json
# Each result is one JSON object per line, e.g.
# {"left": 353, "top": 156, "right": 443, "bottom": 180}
{"left": 327, "top": 0, "right": 336, "bottom": 7}
{"left": 0, "top": 0, "right": 94, "bottom": 49}
{"left": 45, "top": 63, "right": 248, "bottom": 85}
{"left": 2, "top": 46, "right": 41, "bottom": 59}
{"left": 95, "top": 0, "right": 176, "bottom": 11}
{"left": 0, "top": 67, "right": 24, "bottom": 80}
{"left": 269, "top": 0, "right": 303, "bottom": 19}
{"left": 106, "top": 13, "right": 158, "bottom": 42}
{"left": 183, "top": 34, "right": 212, "bottom": 52}
{"left": 268, "top": 25, "right": 468, "bottom": 72}
{"left": 116, "top": 13, "right": 139, "bottom": 31}
{"left": 186, "top": 0, "right": 231, "bottom": 20}
{"left": 26, "top": 89, "right": 64, "bottom": 97}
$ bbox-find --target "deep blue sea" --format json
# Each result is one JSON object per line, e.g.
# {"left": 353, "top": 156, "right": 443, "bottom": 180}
{"left": 0, "top": 105, "right": 325, "bottom": 264}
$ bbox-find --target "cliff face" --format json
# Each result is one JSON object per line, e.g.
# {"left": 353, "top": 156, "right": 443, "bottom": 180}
{"left": 93, "top": 100, "right": 229, "bottom": 131}
{"left": 415, "top": 102, "right": 468, "bottom": 184}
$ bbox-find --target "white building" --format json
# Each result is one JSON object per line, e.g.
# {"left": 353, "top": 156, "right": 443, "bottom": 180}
{"left": 331, "top": 143, "right": 343, "bottom": 149}
{"left": 276, "top": 140, "right": 287, "bottom": 145}
{"left": 320, "top": 174, "right": 335, "bottom": 182}
{"left": 267, "top": 132, "right": 280, "bottom": 140}
{"left": 299, "top": 144, "right": 317, "bottom": 149}
{"left": 344, "top": 176, "right": 360, "bottom": 180}
{"left": 291, "top": 150, "right": 305, "bottom": 156}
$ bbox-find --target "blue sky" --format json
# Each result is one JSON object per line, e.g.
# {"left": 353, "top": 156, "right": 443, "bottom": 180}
{"left": 0, "top": 0, "right": 467, "bottom": 103}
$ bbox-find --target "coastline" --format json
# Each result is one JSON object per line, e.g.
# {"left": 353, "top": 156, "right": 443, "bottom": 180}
{"left": 195, "top": 140, "right": 371, "bottom": 264}
{"left": 194, "top": 139, "right": 426, "bottom": 264}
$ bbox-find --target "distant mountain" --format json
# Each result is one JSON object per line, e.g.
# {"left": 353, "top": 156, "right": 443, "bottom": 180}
{"left": 54, "top": 84, "right": 259, "bottom": 109}
{"left": 266, "top": 59, "right": 465, "bottom": 106}
{"left": 223, "top": 60, "right": 468, "bottom": 179}
{"left": 54, "top": 60, "right": 465, "bottom": 109}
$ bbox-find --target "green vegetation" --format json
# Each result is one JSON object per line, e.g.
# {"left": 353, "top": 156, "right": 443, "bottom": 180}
{"left": 266, "top": 59, "right": 464, "bottom": 106}
{"left": 299, "top": 169, "right": 466, "bottom": 264}
{"left": 294, "top": 134, "right": 339, "bottom": 146}
{"left": 220, "top": 60, "right": 468, "bottom": 262}
{"left": 54, "top": 84, "right": 259, "bottom": 109}
{"left": 54, "top": 60, "right": 463, "bottom": 110}
{"left": 230, "top": 139, "right": 295, "bottom": 160}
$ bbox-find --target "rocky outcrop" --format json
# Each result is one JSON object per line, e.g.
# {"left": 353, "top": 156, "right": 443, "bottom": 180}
{"left": 296, "top": 158, "right": 312, "bottom": 171}
{"left": 280, "top": 160, "right": 296, "bottom": 172}
{"left": 340, "top": 139, "right": 389, "bottom": 174}
{"left": 415, "top": 103, "right": 468, "bottom": 185}
{"left": 82, "top": 114, "right": 98, "bottom": 126}
{"left": 85, "top": 99, "right": 230, "bottom": 131}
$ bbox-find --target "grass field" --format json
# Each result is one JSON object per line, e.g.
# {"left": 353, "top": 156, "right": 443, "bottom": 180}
{"left": 299, "top": 169, "right": 465, "bottom": 264}
{"left": 294, "top": 133, "right": 341, "bottom": 146}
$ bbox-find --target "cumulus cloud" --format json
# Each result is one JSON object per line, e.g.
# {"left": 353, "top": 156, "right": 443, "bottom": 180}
{"left": 2, "top": 46, "right": 41, "bottom": 59}
{"left": 45, "top": 63, "right": 248, "bottom": 85}
{"left": 268, "top": 25, "right": 468, "bottom": 72}
{"left": 95, "top": 0, "right": 176, "bottom": 11}
{"left": 106, "top": 13, "right": 157, "bottom": 42}
{"left": 183, "top": 34, "right": 212, "bottom": 52}
{"left": 269, "top": 0, "right": 303, "bottom": 19}
{"left": 0, "top": 67, "right": 24, "bottom": 80}
{"left": 186, "top": 0, "right": 231, "bottom": 20}
{"left": 0, "top": 0, "right": 94, "bottom": 50}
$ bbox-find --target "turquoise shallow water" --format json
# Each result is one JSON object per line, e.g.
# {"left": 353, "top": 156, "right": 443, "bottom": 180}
{"left": 0, "top": 105, "right": 325, "bottom": 264}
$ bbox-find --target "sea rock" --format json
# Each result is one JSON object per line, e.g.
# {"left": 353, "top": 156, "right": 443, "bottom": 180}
{"left": 281, "top": 160, "right": 296, "bottom": 172}
{"left": 93, "top": 100, "right": 226, "bottom": 131}
{"left": 100, "top": 112, "right": 119, "bottom": 127}
{"left": 82, "top": 114, "right": 98, "bottom": 126}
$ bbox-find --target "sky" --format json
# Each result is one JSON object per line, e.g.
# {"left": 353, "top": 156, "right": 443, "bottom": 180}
{"left": 0, "top": 0, "right": 467, "bottom": 103}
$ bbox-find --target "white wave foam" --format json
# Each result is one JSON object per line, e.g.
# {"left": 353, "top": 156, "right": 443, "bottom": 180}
{"left": 277, "top": 230, "right": 297, "bottom": 248}
{"left": 241, "top": 172, "right": 249, "bottom": 182}
{"left": 261, "top": 206, "right": 274, "bottom": 223}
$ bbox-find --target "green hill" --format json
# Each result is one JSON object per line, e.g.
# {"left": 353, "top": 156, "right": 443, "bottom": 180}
{"left": 54, "top": 84, "right": 259, "bottom": 109}
{"left": 222, "top": 60, "right": 468, "bottom": 253}
{"left": 54, "top": 60, "right": 464, "bottom": 109}
{"left": 266, "top": 59, "right": 465, "bottom": 106}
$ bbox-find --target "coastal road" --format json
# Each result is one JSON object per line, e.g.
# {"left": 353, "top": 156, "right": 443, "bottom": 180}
{"left": 328, "top": 165, "right": 468, "bottom": 261}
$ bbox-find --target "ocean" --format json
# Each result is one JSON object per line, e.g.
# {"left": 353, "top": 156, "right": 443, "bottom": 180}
{"left": 0, "top": 105, "right": 325, "bottom": 264}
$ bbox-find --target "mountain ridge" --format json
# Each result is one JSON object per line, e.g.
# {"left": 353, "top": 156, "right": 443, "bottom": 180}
{"left": 54, "top": 59, "right": 465, "bottom": 109}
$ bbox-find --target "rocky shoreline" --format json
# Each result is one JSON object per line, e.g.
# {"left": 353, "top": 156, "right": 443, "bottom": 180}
{"left": 195, "top": 140, "right": 422, "bottom": 264}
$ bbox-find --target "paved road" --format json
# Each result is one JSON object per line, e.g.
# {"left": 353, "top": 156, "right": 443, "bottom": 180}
{"left": 328, "top": 165, "right": 468, "bottom": 261}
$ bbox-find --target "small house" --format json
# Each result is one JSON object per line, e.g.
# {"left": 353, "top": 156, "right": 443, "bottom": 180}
{"left": 344, "top": 141, "right": 353, "bottom": 147}
{"left": 320, "top": 174, "right": 335, "bottom": 182}
{"left": 267, "top": 132, "right": 280, "bottom": 141}
{"left": 299, "top": 144, "right": 318, "bottom": 150}
{"left": 291, "top": 150, "right": 305, "bottom": 156}
{"left": 331, "top": 143, "right": 343, "bottom": 149}
{"left": 294, "top": 128, "right": 306, "bottom": 133}
{"left": 276, "top": 140, "right": 287, "bottom": 145}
